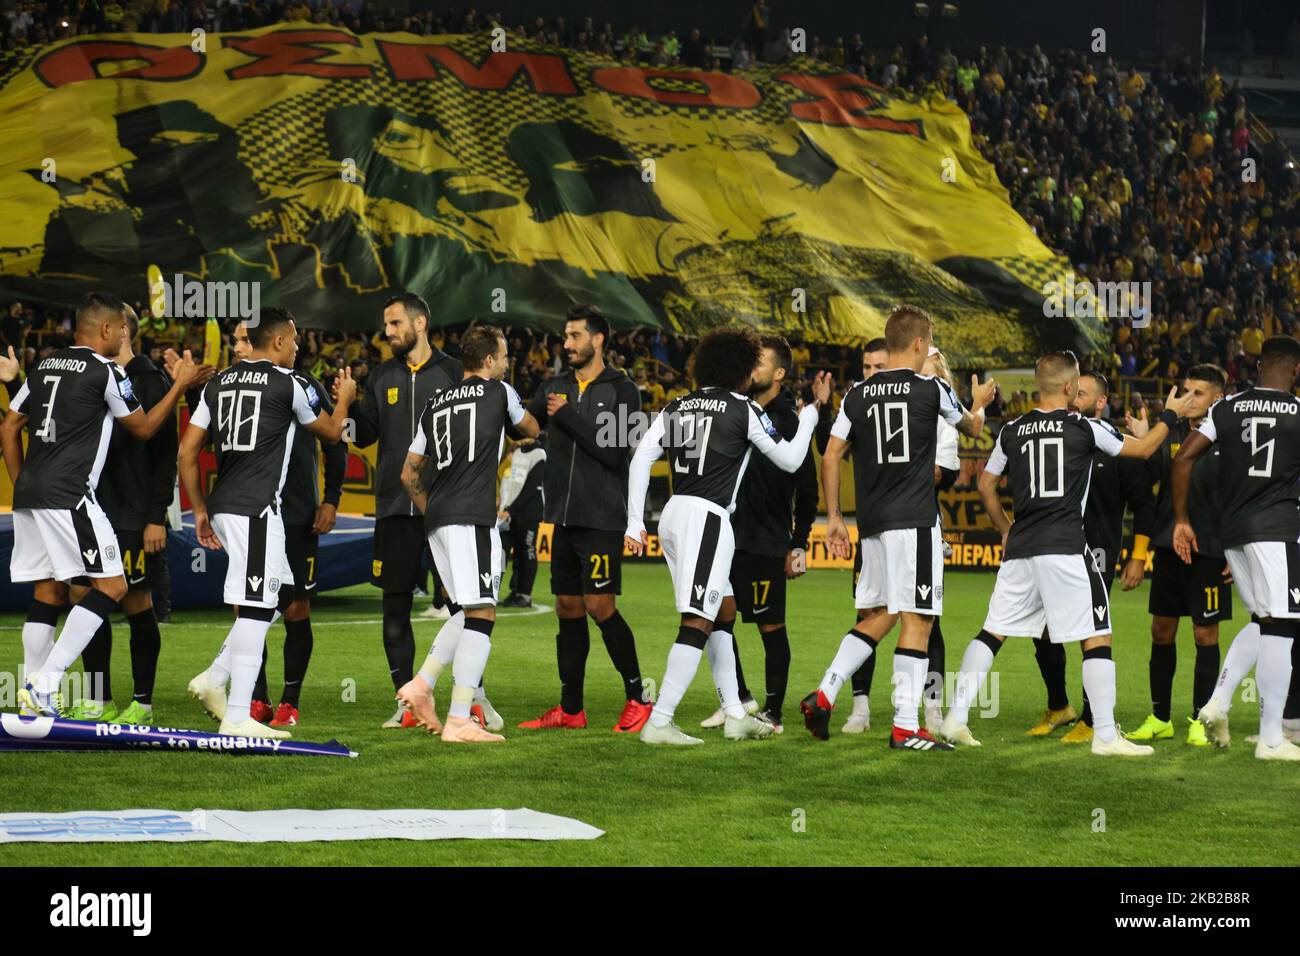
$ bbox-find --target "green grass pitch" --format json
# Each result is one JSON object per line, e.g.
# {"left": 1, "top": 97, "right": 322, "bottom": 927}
{"left": 0, "top": 564, "right": 1294, "bottom": 866}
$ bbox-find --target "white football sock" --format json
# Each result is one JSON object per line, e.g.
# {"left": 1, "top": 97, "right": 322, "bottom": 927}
{"left": 1210, "top": 621, "right": 1261, "bottom": 712}
{"left": 948, "top": 639, "right": 996, "bottom": 726}
{"left": 705, "top": 630, "right": 745, "bottom": 719}
{"left": 225, "top": 616, "right": 272, "bottom": 726}
{"left": 34, "top": 604, "right": 113, "bottom": 693}
{"left": 209, "top": 638, "right": 233, "bottom": 687}
{"left": 892, "top": 652, "right": 928, "bottom": 732}
{"left": 1256, "top": 631, "right": 1294, "bottom": 749}
{"left": 817, "top": 632, "right": 874, "bottom": 705}
{"left": 418, "top": 610, "right": 464, "bottom": 690}
{"left": 449, "top": 629, "right": 491, "bottom": 718}
{"left": 1082, "top": 656, "right": 1118, "bottom": 743}
{"left": 21, "top": 621, "right": 55, "bottom": 684}
{"left": 449, "top": 685, "right": 476, "bottom": 720}
{"left": 649, "top": 642, "right": 703, "bottom": 727}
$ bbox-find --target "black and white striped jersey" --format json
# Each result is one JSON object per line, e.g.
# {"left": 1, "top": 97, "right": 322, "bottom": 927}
{"left": 986, "top": 408, "right": 1125, "bottom": 560}
{"left": 189, "top": 360, "right": 320, "bottom": 518}
{"left": 625, "top": 387, "right": 818, "bottom": 533}
{"left": 1197, "top": 388, "right": 1300, "bottom": 547}
{"left": 410, "top": 376, "right": 526, "bottom": 530}
{"left": 9, "top": 346, "right": 141, "bottom": 509}
{"left": 830, "top": 368, "right": 967, "bottom": 536}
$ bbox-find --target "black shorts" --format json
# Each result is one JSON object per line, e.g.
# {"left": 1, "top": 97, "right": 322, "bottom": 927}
{"left": 550, "top": 525, "right": 623, "bottom": 596}
{"left": 371, "top": 515, "right": 432, "bottom": 594}
{"left": 1149, "top": 547, "right": 1232, "bottom": 626}
{"left": 731, "top": 549, "right": 787, "bottom": 624}
{"left": 285, "top": 524, "right": 319, "bottom": 597}
{"left": 119, "top": 529, "right": 162, "bottom": 593}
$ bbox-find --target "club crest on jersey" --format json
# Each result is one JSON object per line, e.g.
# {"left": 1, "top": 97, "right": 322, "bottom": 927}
{"left": 268, "top": 578, "right": 280, "bottom": 593}
{"left": 104, "top": 545, "right": 115, "bottom": 562}
{"left": 387, "top": 387, "right": 399, "bottom": 405}
{"left": 708, "top": 589, "right": 720, "bottom": 605}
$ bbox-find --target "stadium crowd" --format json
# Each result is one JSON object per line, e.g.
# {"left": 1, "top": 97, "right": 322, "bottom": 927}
{"left": 3, "top": 2, "right": 1300, "bottom": 414}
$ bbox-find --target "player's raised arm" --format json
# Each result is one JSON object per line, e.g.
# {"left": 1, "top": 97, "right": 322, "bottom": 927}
{"left": 346, "top": 365, "right": 380, "bottom": 448}
{"left": 118, "top": 349, "right": 214, "bottom": 441}
{"left": 946, "top": 373, "right": 996, "bottom": 438}
{"left": 750, "top": 370, "right": 831, "bottom": 472}
{"left": 624, "top": 408, "right": 668, "bottom": 555}
{"left": 304, "top": 367, "right": 356, "bottom": 443}
{"left": 1115, "top": 387, "right": 1195, "bottom": 459}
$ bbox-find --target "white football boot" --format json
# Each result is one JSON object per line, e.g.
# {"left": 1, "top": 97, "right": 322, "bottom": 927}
{"left": 187, "top": 670, "right": 227, "bottom": 721}
{"left": 841, "top": 695, "right": 871, "bottom": 734}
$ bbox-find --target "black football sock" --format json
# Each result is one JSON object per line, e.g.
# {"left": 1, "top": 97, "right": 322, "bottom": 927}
{"left": 851, "top": 652, "right": 876, "bottom": 698}
{"left": 1033, "top": 635, "right": 1068, "bottom": 711}
{"left": 1193, "top": 642, "right": 1220, "bottom": 718}
{"left": 1150, "top": 642, "right": 1176, "bottom": 722}
{"left": 381, "top": 593, "right": 416, "bottom": 690}
{"left": 596, "top": 610, "right": 643, "bottom": 701}
{"left": 926, "top": 619, "right": 946, "bottom": 708}
{"left": 281, "top": 617, "right": 314, "bottom": 708}
{"left": 1284, "top": 637, "right": 1300, "bottom": 721}
{"left": 558, "top": 615, "right": 590, "bottom": 714}
{"left": 760, "top": 625, "right": 791, "bottom": 718}
{"left": 730, "top": 635, "right": 753, "bottom": 704}
{"left": 253, "top": 643, "right": 271, "bottom": 705}
{"left": 79, "top": 618, "right": 113, "bottom": 704}
{"left": 127, "top": 609, "right": 161, "bottom": 706}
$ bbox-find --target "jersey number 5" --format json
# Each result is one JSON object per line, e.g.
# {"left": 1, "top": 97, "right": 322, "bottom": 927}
{"left": 1242, "top": 416, "right": 1276, "bottom": 478}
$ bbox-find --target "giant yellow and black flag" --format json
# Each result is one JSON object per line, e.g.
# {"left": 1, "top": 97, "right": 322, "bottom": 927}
{"left": 0, "top": 26, "right": 1102, "bottom": 364}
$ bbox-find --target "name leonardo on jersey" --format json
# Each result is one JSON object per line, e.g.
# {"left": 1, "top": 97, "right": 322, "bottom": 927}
{"left": 37, "top": 357, "right": 89, "bottom": 373}
{"left": 221, "top": 368, "right": 270, "bottom": 385}
{"left": 1016, "top": 417, "right": 1066, "bottom": 436}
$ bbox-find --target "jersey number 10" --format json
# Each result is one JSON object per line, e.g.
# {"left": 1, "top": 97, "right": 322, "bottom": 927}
{"left": 1025, "top": 436, "right": 1064, "bottom": 498}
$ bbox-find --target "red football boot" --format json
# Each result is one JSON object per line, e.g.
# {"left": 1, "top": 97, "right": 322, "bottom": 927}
{"left": 270, "top": 702, "right": 299, "bottom": 728}
{"left": 613, "top": 698, "right": 654, "bottom": 733}
{"left": 250, "top": 700, "right": 275, "bottom": 724}
{"left": 517, "top": 705, "right": 587, "bottom": 729}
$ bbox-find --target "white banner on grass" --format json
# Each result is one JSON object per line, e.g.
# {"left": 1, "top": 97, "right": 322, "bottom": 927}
{"left": 0, "top": 808, "right": 604, "bottom": 842}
